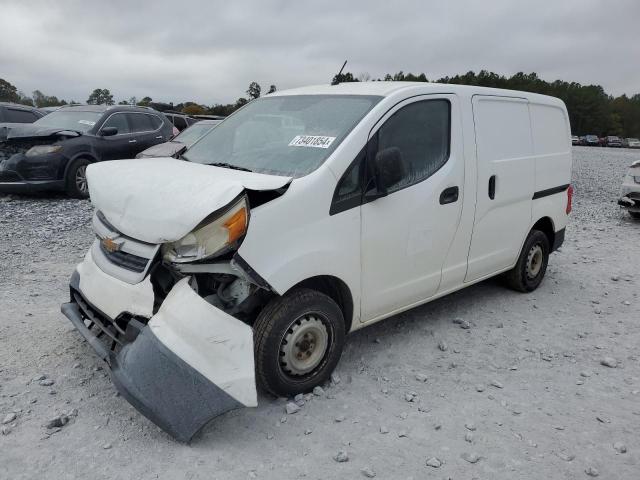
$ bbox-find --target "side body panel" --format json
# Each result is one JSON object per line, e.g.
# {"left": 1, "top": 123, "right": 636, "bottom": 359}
{"left": 529, "top": 102, "right": 572, "bottom": 233}
{"left": 465, "top": 96, "right": 534, "bottom": 282}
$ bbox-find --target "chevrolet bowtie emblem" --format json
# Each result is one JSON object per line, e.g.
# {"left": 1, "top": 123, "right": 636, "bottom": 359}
{"left": 101, "top": 237, "right": 122, "bottom": 253}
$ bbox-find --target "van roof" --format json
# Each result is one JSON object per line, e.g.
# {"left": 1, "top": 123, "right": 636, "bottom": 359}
{"left": 271, "top": 81, "right": 564, "bottom": 106}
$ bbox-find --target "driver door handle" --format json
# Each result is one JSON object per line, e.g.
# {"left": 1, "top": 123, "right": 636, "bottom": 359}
{"left": 439, "top": 186, "right": 459, "bottom": 205}
{"left": 128, "top": 139, "right": 137, "bottom": 143}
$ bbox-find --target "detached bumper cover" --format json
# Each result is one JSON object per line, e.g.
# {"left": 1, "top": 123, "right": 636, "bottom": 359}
{"left": 62, "top": 272, "right": 257, "bottom": 442}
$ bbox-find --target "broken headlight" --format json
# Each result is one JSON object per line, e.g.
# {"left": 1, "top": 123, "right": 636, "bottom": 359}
{"left": 162, "top": 196, "right": 248, "bottom": 263}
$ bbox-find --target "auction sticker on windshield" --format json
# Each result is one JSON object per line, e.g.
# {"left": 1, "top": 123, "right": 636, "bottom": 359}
{"left": 288, "top": 135, "right": 336, "bottom": 149}
{"left": 78, "top": 120, "right": 96, "bottom": 126}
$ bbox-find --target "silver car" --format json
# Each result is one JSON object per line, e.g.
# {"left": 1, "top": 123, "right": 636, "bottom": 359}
{"left": 618, "top": 160, "right": 640, "bottom": 219}
{"left": 136, "top": 119, "right": 221, "bottom": 159}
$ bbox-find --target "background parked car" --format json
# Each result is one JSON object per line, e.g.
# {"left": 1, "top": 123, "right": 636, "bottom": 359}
{"left": 0, "top": 105, "right": 173, "bottom": 197}
{"left": 604, "top": 135, "right": 623, "bottom": 147}
{"left": 583, "top": 135, "right": 600, "bottom": 146}
{"left": 618, "top": 160, "right": 640, "bottom": 219}
{"left": 0, "top": 102, "right": 46, "bottom": 123}
{"left": 136, "top": 118, "right": 221, "bottom": 158}
{"left": 163, "top": 111, "right": 199, "bottom": 132}
{"left": 571, "top": 135, "right": 580, "bottom": 145}
{"left": 623, "top": 138, "right": 640, "bottom": 149}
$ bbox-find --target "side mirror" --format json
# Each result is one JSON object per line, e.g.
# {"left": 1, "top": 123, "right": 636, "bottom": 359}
{"left": 371, "top": 147, "right": 408, "bottom": 196}
{"left": 100, "top": 126, "right": 118, "bottom": 137}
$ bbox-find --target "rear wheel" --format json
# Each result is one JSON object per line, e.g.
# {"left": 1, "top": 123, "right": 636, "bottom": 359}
{"left": 65, "top": 158, "right": 90, "bottom": 198}
{"left": 504, "top": 229, "right": 550, "bottom": 292}
{"left": 253, "top": 288, "right": 345, "bottom": 397}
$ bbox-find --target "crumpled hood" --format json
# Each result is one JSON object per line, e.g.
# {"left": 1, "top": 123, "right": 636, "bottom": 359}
{"left": 87, "top": 158, "right": 291, "bottom": 244}
{"left": 0, "top": 122, "right": 81, "bottom": 141}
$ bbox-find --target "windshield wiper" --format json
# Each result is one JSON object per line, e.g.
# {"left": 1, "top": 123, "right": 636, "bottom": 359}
{"left": 206, "top": 162, "right": 253, "bottom": 173}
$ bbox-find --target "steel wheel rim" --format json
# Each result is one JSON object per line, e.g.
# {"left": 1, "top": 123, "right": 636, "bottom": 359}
{"left": 75, "top": 165, "right": 88, "bottom": 194}
{"left": 279, "top": 314, "right": 329, "bottom": 377}
{"left": 526, "top": 244, "right": 543, "bottom": 279}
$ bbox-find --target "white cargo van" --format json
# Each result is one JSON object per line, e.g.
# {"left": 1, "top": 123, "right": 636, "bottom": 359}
{"left": 61, "top": 82, "right": 573, "bottom": 441}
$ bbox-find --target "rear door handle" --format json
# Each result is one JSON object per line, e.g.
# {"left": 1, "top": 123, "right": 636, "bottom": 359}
{"left": 488, "top": 175, "right": 496, "bottom": 200}
{"left": 155, "top": 135, "right": 163, "bottom": 139}
{"left": 439, "top": 186, "right": 459, "bottom": 205}
{"left": 128, "top": 139, "right": 137, "bottom": 143}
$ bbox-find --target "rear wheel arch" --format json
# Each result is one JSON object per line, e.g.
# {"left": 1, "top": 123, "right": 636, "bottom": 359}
{"left": 531, "top": 216, "right": 555, "bottom": 249}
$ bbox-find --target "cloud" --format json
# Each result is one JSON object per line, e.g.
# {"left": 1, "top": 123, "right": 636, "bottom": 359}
{"left": 0, "top": 0, "right": 638, "bottom": 105}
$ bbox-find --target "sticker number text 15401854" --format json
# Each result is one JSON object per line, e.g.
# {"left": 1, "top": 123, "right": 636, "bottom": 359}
{"left": 288, "top": 135, "right": 336, "bottom": 149}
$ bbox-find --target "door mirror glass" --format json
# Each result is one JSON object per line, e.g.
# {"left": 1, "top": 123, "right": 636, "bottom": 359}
{"left": 374, "top": 147, "right": 408, "bottom": 194}
{"left": 101, "top": 126, "right": 118, "bottom": 137}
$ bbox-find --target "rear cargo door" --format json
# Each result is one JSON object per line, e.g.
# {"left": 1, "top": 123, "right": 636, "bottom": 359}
{"left": 465, "top": 96, "right": 534, "bottom": 282}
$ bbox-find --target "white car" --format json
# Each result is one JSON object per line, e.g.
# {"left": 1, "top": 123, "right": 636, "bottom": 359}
{"left": 61, "top": 82, "right": 573, "bottom": 441}
{"left": 618, "top": 160, "right": 640, "bottom": 219}
{"left": 624, "top": 138, "right": 640, "bottom": 149}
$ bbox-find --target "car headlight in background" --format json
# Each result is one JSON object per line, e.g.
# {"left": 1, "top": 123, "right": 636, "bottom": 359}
{"left": 25, "top": 145, "right": 63, "bottom": 157}
{"left": 162, "top": 196, "right": 249, "bottom": 263}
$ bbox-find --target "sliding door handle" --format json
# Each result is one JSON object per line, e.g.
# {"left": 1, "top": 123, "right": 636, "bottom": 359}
{"left": 488, "top": 175, "right": 496, "bottom": 200}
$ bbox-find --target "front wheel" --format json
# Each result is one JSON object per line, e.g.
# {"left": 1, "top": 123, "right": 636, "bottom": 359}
{"left": 65, "top": 158, "right": 90, "bottom": 198}
{"left": 253, "top": 289, "right": 345, "bottom": 397}
{"left": 629, "top": 211, "right": 640, "bottom": 220}
{"left": 504, "top": 229, "right": 550, "bottom": 292}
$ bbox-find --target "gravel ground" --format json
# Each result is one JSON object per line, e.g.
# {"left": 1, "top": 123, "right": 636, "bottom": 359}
{"left": 1, "top": 147, "right": 639, "bottom": 479}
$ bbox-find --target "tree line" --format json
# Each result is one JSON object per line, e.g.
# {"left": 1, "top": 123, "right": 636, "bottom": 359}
{"left": 2, "top": 72, "right": 639, "bottom": 138}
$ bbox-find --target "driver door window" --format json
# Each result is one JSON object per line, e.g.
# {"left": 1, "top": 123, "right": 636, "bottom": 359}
{"left": 374, "top": 100, "right": 450, "bottom": 193}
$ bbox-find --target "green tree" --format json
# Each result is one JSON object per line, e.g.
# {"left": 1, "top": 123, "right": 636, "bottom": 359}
{"left": 87, "top": 88, "right": 114, "bottom": 105}
{"left": 182, "top": 103, "right": 206, "bottom": 115}
{"left": 246, "top": 82, "right": 261, "bottom": 100}
{"left": 32, "top": 90, "right": 64, "bottom": 107}
{"left": 0, "top": 78, "right": 20, "bottom": 102}
{"left": 137, "top": 96, "right": 152, "bottom": 106}
{"left": 331, "top": 71, "right": 358, "bottom": 85}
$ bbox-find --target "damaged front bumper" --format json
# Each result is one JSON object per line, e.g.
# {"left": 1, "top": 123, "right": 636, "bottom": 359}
{"left": 61, "top": 253, "right": 257, "bottom": 442}
{"left": 618, "top": 195, "right": 640, "bottom": 211}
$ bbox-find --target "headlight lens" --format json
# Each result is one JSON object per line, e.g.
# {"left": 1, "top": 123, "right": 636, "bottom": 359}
{"left": 162, "top": 197, "right": 248, "bottom": 263}
{"left": 25, "top": 145, "right": 63, "bottom": 157}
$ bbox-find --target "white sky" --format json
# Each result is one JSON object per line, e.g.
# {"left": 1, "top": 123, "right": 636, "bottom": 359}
{"left": 1, "top": 0, "right": 638, "bottom": 105}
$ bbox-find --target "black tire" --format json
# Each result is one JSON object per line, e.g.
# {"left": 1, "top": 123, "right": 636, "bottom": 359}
{"left": 253, "top": 288, "right": 346, "bottom": 397}
{"left": 504, "top": 229, "right": 550, "bottom": 293}
{"left": 629, "top": 211, "right": 640, "bottom": 220}
{"left": 65, "top": 158, "right": 90, "bottom": 198}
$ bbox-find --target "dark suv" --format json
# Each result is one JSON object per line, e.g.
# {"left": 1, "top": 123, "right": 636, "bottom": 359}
{"left": 0, "top": 105, "right": 173, "bottom": 197}
{"left": 0, "top": 102, "right": 46, "bottom": 124}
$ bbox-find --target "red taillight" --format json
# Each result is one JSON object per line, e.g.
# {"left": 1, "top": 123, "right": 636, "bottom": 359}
{"left": 566, "top": 185, "right": 573, "bottom": 214}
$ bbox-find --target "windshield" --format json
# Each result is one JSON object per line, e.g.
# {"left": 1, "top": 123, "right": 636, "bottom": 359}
{"left": 34, "top": 110, "right": 102, "bottom": 133}
{"left": 175, "top": 122, "right": 219, "bottom": 147}
{"left": 182, "top": 95, "right": 382, "bottom": 177}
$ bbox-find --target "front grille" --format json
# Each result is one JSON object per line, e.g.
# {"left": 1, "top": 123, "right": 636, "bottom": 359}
{"left": 99, "top": 241, "right": 149, "bottom": 273}
{"left": 72, "top": 290, "right": 126, "bottom": 351}
{"left": 0, "top": 171, "right": 21, "bottom": 182}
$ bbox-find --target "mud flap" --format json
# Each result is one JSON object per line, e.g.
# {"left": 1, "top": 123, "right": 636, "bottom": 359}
{"left": 63, "top": 277, "right": 257, "bottom": 442}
